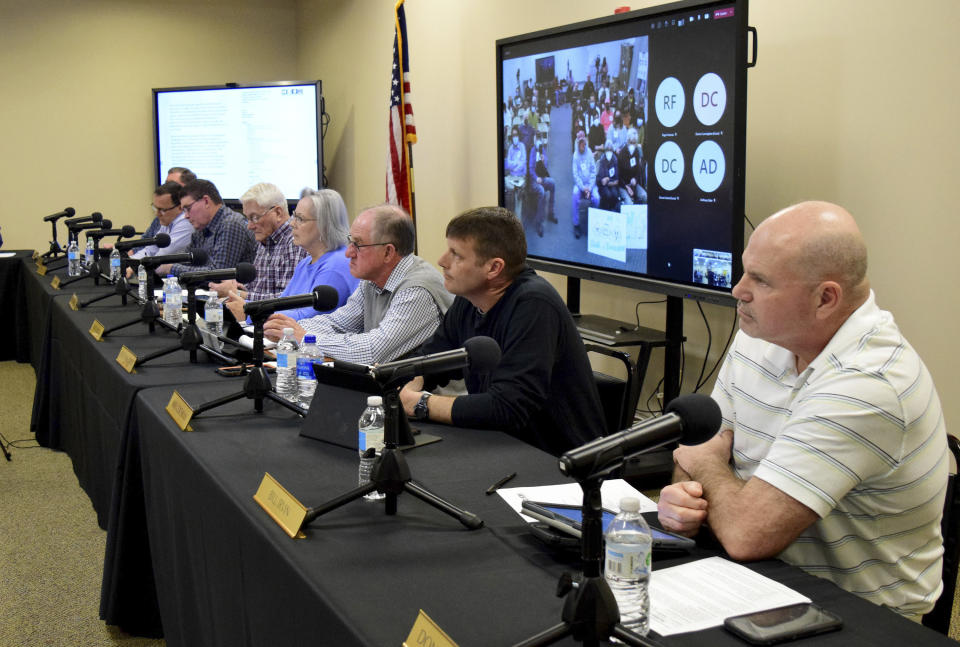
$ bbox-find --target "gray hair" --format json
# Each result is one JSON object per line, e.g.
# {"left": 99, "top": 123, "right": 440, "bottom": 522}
{"left": 241, "top": 182, "right": 287, "bottom": 211}
{"left": 301, "top": 189, "right": 350, "bottom": 249}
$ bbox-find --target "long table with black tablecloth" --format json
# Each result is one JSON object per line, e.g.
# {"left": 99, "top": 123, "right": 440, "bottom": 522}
{"left": 0, "top": 250, "right": 36, "bottom": 361}
{"left": 99, "top": 380, "right": 957, "bottom": 647}
{"left": 23, "top": 254, "right": 955, "bottom": 646}
{"left": 28, "top": 257, "right": 232, "bottom": 528}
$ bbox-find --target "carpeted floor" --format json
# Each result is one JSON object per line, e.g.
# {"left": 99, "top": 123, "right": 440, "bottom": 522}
{"left": 0, "top": 361, "right": 164, "bottom": 647}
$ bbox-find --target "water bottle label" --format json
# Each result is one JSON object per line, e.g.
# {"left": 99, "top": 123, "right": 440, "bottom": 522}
{"left": 68, "top": 251, "right": 78, "bottom": 260}
{"left": 206, "top": 307, "right": 223, "bottom": 323}
{"left": 296, "top": 357, "right": 316, "bottom": 380}
{"left": 277, "top": 353, "right": 290, "bottom": 369}
{"left": 358, "top": 427, "right": 384, "bottom": 452}
{"left": 605, "top": 546, "right": 650, "bottom": 578}
{"left": 110, "top": 257, "right": 121, "bottom": 269}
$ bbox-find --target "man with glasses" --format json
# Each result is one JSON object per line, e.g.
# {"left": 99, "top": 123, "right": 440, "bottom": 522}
{"left": 128, "top": 182, "right": 194, "bottom": 270}
{"left": 141, "top": 167, "right": 197, "bottom": 241}
{"left": 155, "top": 178, "right": 256, "bottom": 277}
{"left": 209, "top": 182, "right": 305, "bottom": 301}
{"left": 262, "top": 204, "right": 453, "bottom": 364}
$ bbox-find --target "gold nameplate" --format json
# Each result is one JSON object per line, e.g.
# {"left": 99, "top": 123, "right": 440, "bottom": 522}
{"left": 89, "top": 320, "right": 105, "bottom": 341}
{"left": 32, "top": 250, "right": 39, "bottom": 261}
{"left": 36, "top": 262, "right": 48, "bottom": 276}
{"left": 69, "top": 294, "right": 80, "bottom": 311}
{"left": 50, "top": 275, "right": 61, "bottom": 290}
{"left": 404, "top": 610, "right": 459, "bottom": 647}
{"left": 116, "top": 346, "right": 138, "bottom": 374}
{"left": 253, "top": 473, "right": 308, "bottom": 539}
{"left": 165, "top": 390, "right": 194, "bottom": 431}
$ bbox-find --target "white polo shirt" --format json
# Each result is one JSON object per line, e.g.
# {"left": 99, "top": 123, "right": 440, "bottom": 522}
{"left": 712, "top": 291, "right": 948, "bottom": 617}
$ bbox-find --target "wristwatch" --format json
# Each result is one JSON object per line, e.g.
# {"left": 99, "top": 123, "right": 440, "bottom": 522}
{"left": 413, "top": 391, "right": 432, "bottom": 420}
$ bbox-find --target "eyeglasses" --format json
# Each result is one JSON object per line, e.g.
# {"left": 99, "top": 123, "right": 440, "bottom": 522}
{"left": 292, "top": 212, "right": 317, "bottom": 224}
{"left": 180, "top": 199, "right": 200, "bottom": 215}
{"left": 245, "top": 205, "right": 277, "bottom": 224}
{"left": 347, "top": 235, "right": 391, "bottom": 251}
{"left": 151, "top": 204, "right": 181, "bottom": 215}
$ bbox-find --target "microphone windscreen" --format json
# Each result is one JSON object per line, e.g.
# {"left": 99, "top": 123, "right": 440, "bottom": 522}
{"left": 65, "top": 207, "right": 76, "bottom": 216}
{"left": 120, "top": 225, "right": 136, "bottom": 237}
{"left": 154, "top": 233, "right": 171, "bottom": 248}
{"left": 464, "top": 336, "right": 501, "bottom": 373}
{"left": 311, "top": 285, "right": 340, "bottom": 311}
{"left": 235, "top": 262, "right": 257, "bottom": 285}
{"left": 99, "top": 219, "right": 113, "bottom": 229}
{"left": 91, "top": 212, "right": 102, "bottom": 223}
{"left": 664, "top": 393, "right": 721, "bottom": 445}
{"left": 189, "top": 247, "right": 208, "bottom": 265}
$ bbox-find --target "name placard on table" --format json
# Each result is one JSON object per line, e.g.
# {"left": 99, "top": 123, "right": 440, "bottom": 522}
{"left": 403, "top": 610, "right": 459, "bottom": 647}
{"left": 253, "top": 473, "right": 307, "bottom": 539}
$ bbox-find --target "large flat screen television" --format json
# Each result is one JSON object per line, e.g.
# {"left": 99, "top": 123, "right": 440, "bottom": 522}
{"left": 497, "top": 0, "right": 751, "bottom": 306}
{"left": 153, "top": 81, "right": 324, "bottom": 204}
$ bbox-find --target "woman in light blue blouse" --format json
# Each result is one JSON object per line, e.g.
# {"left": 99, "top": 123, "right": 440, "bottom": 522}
{"left": 227, "top": 188, "right": 358, "bottom": 322}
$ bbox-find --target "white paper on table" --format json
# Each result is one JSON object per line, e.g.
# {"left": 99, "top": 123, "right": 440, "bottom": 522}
{"left": 498, "top": 478, "right": 657, "bottom": 522}
{"left": 648, "top": 556, "right": 811, "bottom": 636}
{"left": 0, "top": 252, "right": 16, "bottom": 258}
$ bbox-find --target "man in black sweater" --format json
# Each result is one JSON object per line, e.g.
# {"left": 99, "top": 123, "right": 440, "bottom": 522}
{"left": 399, "top": 206, "right": 606, "bottom": 456}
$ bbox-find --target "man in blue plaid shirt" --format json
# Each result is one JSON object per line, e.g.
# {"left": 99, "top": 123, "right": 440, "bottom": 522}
{"left": 155, "top": 179, "right": 256, "bottom": 277}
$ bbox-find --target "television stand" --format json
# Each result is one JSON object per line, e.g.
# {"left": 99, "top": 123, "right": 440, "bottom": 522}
{"left": 567, "top": 278, "right": 684, "bottom": 406}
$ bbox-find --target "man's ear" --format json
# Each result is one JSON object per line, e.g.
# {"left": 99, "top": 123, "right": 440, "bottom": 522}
{"left": 486, "top": 257, "right": 506, "bottom": 281}
{"left": 814, "top": 281, "right": 842, "bottom": 320}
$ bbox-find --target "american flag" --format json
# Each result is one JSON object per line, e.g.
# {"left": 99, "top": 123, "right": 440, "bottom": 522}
{"left": 386, "top": 0, "right": 417, "bottom": 218}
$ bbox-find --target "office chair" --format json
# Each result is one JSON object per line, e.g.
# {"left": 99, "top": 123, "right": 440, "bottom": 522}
{"left": 584, "top": 343, "right": 637, "bottom": 434}
{"left": 924, "top": 434, "right": 960, "bottom": 635}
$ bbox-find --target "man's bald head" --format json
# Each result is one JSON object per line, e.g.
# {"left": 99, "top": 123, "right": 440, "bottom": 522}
{"left": 756, "top": 201, "right": 870, "bottom": 306}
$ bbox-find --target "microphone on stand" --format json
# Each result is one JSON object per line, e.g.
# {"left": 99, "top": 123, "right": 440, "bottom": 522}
{"left": 115, "top": 233, "right": 173, "bottom": 253}
{"left": 558, "top": 393, "right": 721, "bottom": 481}
{"left": 243, "top": 285, "right": 340, "bottom": 319}
{"left": 43, "top": 207, "right": 75, "bottom": 223}
{"left": 65, "top": 211, "right": 102, "bottom": 227}
{"left": 179, "top": 262, "right": 257, "bottom": 286}
{"left": 368, "top": 336, "right": 501, "bottom": 382}
{"left": 86, "top": 224, "right": 137, "bottom": 242}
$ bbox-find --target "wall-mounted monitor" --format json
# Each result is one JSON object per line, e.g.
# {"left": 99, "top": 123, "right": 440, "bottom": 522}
{"left": 497, "top": 0, "right": 751, "bottom": 305}
{"left": 153, "top": 81, "right": 324, "bottom": 204}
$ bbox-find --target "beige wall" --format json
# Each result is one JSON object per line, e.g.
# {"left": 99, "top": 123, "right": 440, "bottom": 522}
{"left": 2, "top": 0, "right": 956, "bottom": 428}
{"left": 297, "top": 0, "right": 959, "bottom": 426}
{"left": 0, "top": 0, "right": 298, "bottom": 249}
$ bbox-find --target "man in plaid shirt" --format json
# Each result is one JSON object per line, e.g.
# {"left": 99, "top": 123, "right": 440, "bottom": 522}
{"left": 209, "top": 182, "right": 305, "bottom": 301}
{"left": 155, "top": 179, "right": 256, "bottom": 278}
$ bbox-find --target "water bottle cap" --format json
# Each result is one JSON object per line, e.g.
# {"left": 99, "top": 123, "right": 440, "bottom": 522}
{"left": 166, "top": 274, "right": 174, "bottom": 278}
{"left": 303, "top": 334, "right": 316, "bottom": 344}
{"left": 283, "top": 327, "right": 294, "bottom": 335}
{"left": 619, "top": 497, "right": 640, "bottom": 513}
{"left": 367, "top": 395, "right": 383, "bottom": 407}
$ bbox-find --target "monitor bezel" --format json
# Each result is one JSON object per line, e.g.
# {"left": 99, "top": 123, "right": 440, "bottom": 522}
{"left": 496, "top": 0, "right": 748, "bottom": 306}
{"left": 152, "top": 79, "right": 324, "bottom": 207}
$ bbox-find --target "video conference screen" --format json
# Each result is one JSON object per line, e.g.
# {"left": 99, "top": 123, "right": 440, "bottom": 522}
{"left": 498, "top": 0, "right": 747, "bottom": 301}
{"left": 153, "top": 82, "right": 323, "bottom": 202}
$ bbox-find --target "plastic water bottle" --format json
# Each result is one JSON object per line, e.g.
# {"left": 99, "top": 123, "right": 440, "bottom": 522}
{"left": 274, "top": 327, "right": 299, "bottom": 402}
{"left": 137, "top": 263, "right": 148, "bottom": 301}
{"left": 67, "top": 238, "right": 81, "bottom": 276}
{"left": 604, "top": 497, "right": 652, "bottom": 636}
{"left": 296, "top": 334, "right": 321, "bottom": 409}
{"left": 162, "top": 275, "right": 182, "bottom": 328}
{"left": 204, "top": 297, "right": 224, "bottom": 350}
{"left": 108, "top": 247, "right": 122, "bottom": 282}
{"left": 85, "top": 236, "right": 95, "bottom": 269}
{"left": 358, "top": 395, "right": 385, "bottom": 501}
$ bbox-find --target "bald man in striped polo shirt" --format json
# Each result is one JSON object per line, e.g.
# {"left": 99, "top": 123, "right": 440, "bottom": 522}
{"left": 658, "top": 201, "right": 948, "bottom": 619}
